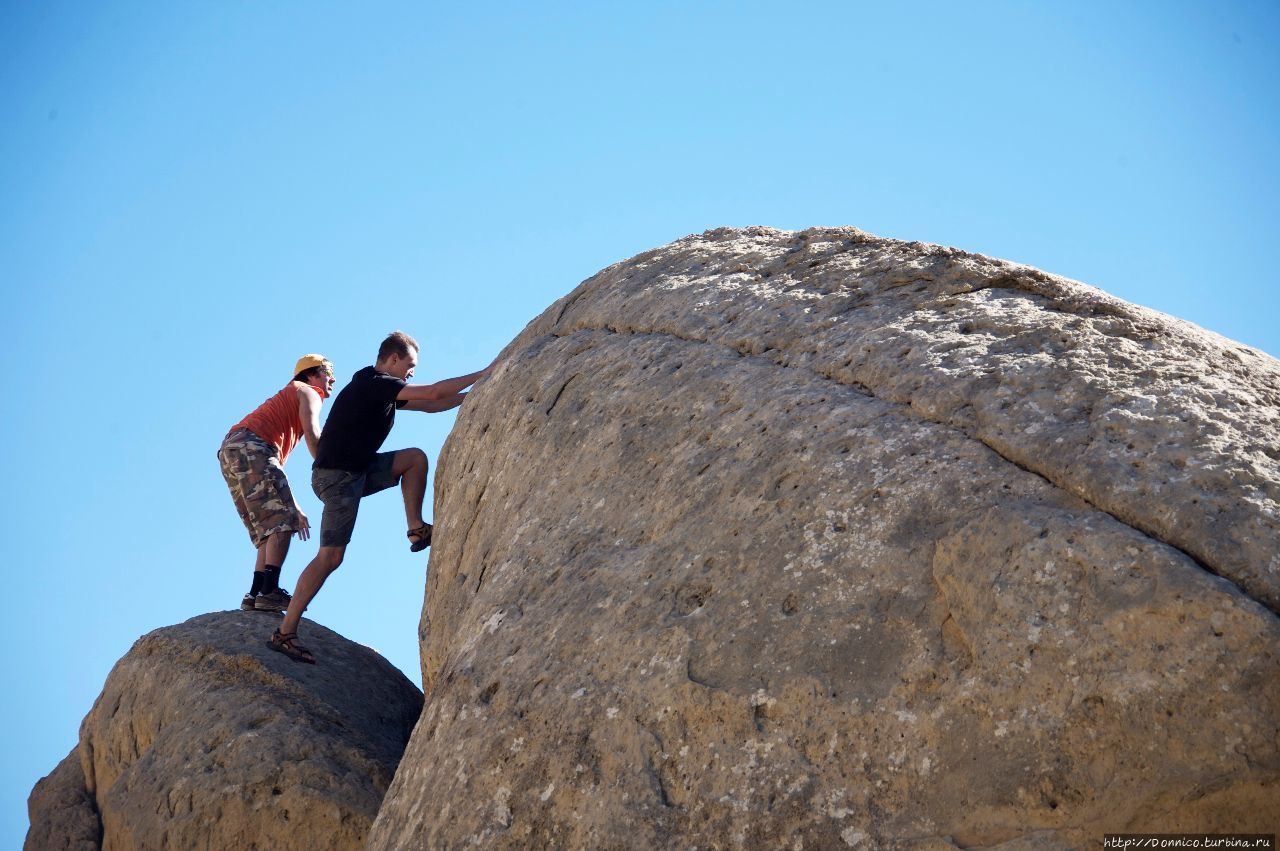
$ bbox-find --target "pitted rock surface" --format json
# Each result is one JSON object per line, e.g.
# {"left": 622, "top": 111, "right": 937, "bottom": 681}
{"left": 368, "top": 227, "right": 1280, "bottom": 848}
{"left": 26, "top": 611, "right": 422, "bottom": 851}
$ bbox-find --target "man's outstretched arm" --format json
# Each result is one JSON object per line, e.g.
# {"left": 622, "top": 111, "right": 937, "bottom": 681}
{"left": 396, "top": 365, "right": 491, "bottom": 402}
{"left": 400, "top": 392, "right": 467, "bottom": 413}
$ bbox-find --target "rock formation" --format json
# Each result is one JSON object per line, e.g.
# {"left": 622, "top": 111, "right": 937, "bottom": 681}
{"left": 26, "top": 611, "right": 422, "bottom": 851}
{"left": 26, "top": 750, "right": 100, "bottom": 851}
{"left": 369, "top": 227, "right": 1280, "bottom": 848}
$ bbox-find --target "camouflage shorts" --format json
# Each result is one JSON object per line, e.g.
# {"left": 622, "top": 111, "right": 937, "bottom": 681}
{"left": 218, "top": 427, "right": 301, "bottom": 548}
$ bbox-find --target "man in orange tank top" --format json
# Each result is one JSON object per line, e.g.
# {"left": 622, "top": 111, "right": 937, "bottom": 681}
{"left": 218, "top": 354, "right": 336, "bottom": 614}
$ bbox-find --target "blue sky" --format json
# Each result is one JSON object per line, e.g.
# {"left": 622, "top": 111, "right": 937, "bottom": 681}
{"left": 2, "top": 1, "right": 1277, "bottom": 844}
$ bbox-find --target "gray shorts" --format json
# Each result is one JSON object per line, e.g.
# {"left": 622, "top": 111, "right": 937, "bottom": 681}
{"left": 312, "top": 452, "right": 401, "bottom": 548}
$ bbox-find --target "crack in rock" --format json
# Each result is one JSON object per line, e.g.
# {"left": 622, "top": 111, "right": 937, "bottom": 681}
{"left": 543, "top": 323, "right": 1277, "bottom": 619}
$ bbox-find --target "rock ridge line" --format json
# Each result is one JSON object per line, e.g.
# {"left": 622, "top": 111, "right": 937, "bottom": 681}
{"left": 544, "top": 321, "right": 1273, "bottom": 619}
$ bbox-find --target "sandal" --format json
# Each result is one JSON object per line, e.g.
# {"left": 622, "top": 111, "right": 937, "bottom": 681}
{"left": 268, "top": 629, "right": 316, "bottom": 664}
{"left": 407, "top": 523, "right": 433, "bottom": 553}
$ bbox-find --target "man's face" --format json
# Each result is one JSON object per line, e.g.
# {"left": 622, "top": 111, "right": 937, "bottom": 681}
{"left": 308, "top": 365, "right": 336, "bottom": 394}
{"left": 386, "top": 347, "right": 419, "bottom": 380}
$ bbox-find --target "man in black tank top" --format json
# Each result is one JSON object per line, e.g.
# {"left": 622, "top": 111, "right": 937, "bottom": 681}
{"left": 268, "top": 330, "right": 492, "bottom": 664}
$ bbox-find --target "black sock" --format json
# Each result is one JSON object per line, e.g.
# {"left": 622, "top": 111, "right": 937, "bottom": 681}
{"left": 262, "top": 565, "right": 282, "bottom": 594}
{"left": 248, "top": 571, "right": 265, "bottom": 596}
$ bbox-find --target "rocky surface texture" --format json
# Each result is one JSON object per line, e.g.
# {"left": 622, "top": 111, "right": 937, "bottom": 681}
{"left": 369, "top": 227, "right": 1280, "bottom": 848}
{"left": 26, "top": 749, "right": 101, "bottom": 851}
{"left": 26, "top": 611, "right": 422, "bottom": 851}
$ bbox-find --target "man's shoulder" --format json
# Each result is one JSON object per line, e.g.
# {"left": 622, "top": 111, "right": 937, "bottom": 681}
{"left": 349, "top": 365, "right": 402, "bottom": 385}
{"left": 334, "top": 366, "right": 403, "bottom": 406}
{"left": 293, "top": 382, "right": 321, "bottom": 401}
{"left": 333, "top": 367, "right": 376, "bottom": 396}
{"left": 361, "top": 367, "right": 407, "bottom": 390}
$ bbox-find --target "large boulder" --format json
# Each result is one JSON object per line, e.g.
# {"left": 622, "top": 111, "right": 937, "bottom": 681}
{"left": 369, "top": 227, "right": 1280, "bottom": 848}
{"left": 27, "top": 611, "right": 422, "bottom": 851}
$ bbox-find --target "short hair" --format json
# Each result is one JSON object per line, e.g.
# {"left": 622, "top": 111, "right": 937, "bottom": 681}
{"left": 293, "top": 366, "right": 329, "bottom": 383}
{"left": 378, "top": 331, "right": 419, "bottom": 363}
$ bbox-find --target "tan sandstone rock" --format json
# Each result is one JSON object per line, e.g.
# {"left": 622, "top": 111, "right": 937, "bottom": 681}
{"left": 27, "top": 611, "right": 422, "bottom": 851}
{"left": 368, "top": 227, "right": 1280, "bottom": 848}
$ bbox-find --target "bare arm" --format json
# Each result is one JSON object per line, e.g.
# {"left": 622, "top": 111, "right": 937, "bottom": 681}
{"left": 396, "top": 365, "right": 490, "bottom": 402}
{"left": 297, "top": 385, "right": 324, "bottom": 459}
{"left": 400, "top": 392, "right": 467, "bottom": 413}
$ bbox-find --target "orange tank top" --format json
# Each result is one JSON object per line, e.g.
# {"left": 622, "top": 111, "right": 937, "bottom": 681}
{"left": 230, "top": 381, "right": 312, "bottom": 465}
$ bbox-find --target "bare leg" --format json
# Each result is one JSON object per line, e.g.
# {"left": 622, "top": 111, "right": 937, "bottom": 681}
{"left": 262, "top": 532, "right": 291, "bottom": 568}
{"left": 279, "top": 545, "right": 345, "bottom": 636}
{"left": 391, "top": 448, "right": 428, "bottom": 530}
{"left": 245, "top": 544, "right": 268, "bottom": 601}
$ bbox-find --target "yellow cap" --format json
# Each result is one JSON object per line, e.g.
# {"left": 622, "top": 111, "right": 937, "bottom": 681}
{"left": 294, "top": 354, "right": 333, "bottom": 377}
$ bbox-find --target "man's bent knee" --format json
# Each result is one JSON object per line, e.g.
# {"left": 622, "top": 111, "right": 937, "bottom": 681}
{"left": 316, "top": 546, "right": 346, "bottom": 572}
{"left": 392, "top": 448, "right": 427, "bottom": 475}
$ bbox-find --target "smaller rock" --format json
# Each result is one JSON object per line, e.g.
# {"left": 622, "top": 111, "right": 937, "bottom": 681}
{"left": 27, "top": 611, "right": 423, "bottom": 851}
